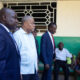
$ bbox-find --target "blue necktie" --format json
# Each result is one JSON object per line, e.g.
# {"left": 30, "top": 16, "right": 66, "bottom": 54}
{"left": 9, "top": 32, "right": 16, "bottom": 42}
{"left": 9, "top": 32, "right": 19, "bottom": 53}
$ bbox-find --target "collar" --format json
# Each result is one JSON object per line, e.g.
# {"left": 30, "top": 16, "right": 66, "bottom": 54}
{"left": 48, "top": 30, "right": 52, "bottom": 36}
{"left": 20, "top": 27, "right": 31, "bottom": 35}
{"left": 20, "top": 27, "right": 27, "bottom": 34}
{"left": 0, "top": 23, "right": 10, "bottom": 32}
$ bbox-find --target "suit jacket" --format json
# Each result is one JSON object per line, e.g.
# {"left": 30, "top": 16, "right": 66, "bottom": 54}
{"left": 40, "top": 31, "right": 55, "bottom": 65}
{"left": 0, "top": 24, "right": 21, "bottom": 80}
{"left": 35, "top": 38, "right": 40, "bottom": 60}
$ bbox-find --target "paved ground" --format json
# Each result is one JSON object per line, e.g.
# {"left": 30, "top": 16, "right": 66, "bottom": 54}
{"left": 38, "top": 72, "right": 74, "bottom": 80}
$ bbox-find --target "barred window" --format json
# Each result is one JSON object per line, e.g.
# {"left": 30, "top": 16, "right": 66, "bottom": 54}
{"left": 3, "top": 2, "right": 57, "bottom": 33}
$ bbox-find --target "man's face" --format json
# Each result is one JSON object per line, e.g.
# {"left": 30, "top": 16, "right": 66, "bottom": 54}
{"left": 5, "top": 10, "right": 18, "bottom": 30}
{"left": 50, "top": 25, "right": 57, "bottom": 34}
{"left": 32, "top": 31, "right": 37, "bottom": 37}
{"left": 24, "top": 18, "right": 35, "bottom": 33}
{"left": 58, "top": 43, "right": 64, "bottom": 50}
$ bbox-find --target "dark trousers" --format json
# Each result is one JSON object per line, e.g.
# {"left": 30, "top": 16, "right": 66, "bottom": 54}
{"left": 22, "top": 73, "right": 39, "bottom": 80}
{"left": 54, "top": 60, "right": 69, "bottom": 80}
{"left": 41, "top": 66, "right": 52, "bottom": 80}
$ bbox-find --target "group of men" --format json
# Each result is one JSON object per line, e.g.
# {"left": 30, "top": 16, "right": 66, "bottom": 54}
{"left": 0, "top": 8, "right": 39, "bottom": 80}
{"left": 0, "top": 7, "right": 72, "bottom": 80}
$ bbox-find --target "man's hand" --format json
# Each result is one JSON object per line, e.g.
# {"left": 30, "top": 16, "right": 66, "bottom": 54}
{"left": 44, "top": 64, "right": 50, "bottom": 70}
{"left": 53, "top": 58, "right": 56, "bottom": 62}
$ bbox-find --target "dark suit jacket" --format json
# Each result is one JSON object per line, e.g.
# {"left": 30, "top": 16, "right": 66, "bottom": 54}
{"left": 0, "top": 24, "right": 21, "bottom": 80}
{"left": 35, "top": 38, "right": 40, "bottom": 60}
{"left": 40, "top": 31, "right": 55, "bottom": 66}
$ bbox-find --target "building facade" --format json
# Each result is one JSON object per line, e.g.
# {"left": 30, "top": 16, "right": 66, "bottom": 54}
{"left": 0, "top": 0, "right": 80, "bottom": 55}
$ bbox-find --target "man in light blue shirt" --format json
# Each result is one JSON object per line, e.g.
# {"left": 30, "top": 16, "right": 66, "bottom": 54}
{"left": 13, "top": 16, "right": 39, "bottom": 80}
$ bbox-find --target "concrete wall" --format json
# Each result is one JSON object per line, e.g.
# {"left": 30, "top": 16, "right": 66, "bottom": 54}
{"left": 56, "top": 1, "right": 80, "bottom": 37}
{"left": 0, "top": 2, "right": 3, "bottom": 9}
{"left": 37, "top": 0, "right": 80, "bottom": 55}
{"left": 1, "top": 0, "right": 80, "bottom": 37}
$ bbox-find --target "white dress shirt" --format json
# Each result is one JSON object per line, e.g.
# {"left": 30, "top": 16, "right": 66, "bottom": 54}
{"left": 48, "top": 31, "right": 55, "bottom": 53}
{"left": 55, "top": 48, "right": 72, "bottom": 61}
{"left": 0, "top": 23, "right": 19, "bottom": 52}
{"left": 13, "top": 28, "right": 38, "bottom": 74}
{"left": 0, "top": 23, "right": 10, "bottom": 32}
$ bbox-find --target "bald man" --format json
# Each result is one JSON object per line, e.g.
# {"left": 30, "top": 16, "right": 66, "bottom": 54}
{"left": 13, "top": 16, "right": 39, "bottom": 80}
{"left": 0, "top": 8, "right": 21, "bottom": 80}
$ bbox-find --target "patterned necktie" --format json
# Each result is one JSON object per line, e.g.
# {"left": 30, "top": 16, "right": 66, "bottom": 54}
{"left": 51, "top": 34, "right": 55, "bottom": 49}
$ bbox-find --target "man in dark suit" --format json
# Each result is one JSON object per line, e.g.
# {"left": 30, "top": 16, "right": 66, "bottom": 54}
{"left": 0, "top": 8, "right": 21, "bottom": 80}
{"left": 32, "top": 28, "right": 39, "bottom": 59}
{"left": 40, "top": 22, "right": 57, "bottom": 80}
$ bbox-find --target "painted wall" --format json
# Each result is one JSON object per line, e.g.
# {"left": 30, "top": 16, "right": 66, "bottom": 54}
{"left": 0, "top": 2, "right": 3, "bottom": 9}
{"left": 54, "top": 1, "right": 80, "bottom": 55}
{"left": 37, "top": 1, "right": 80, "bottom": 55}
{"left": 56, "top": 0, "right": 80, "bottom": 37}
{"left": 0, "top": 0, "right": 80, "bottom": 55}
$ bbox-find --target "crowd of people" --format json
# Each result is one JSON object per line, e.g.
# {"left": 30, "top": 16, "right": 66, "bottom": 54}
{"left": 0, "top": 8, "right": 80, "bottom": 80}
